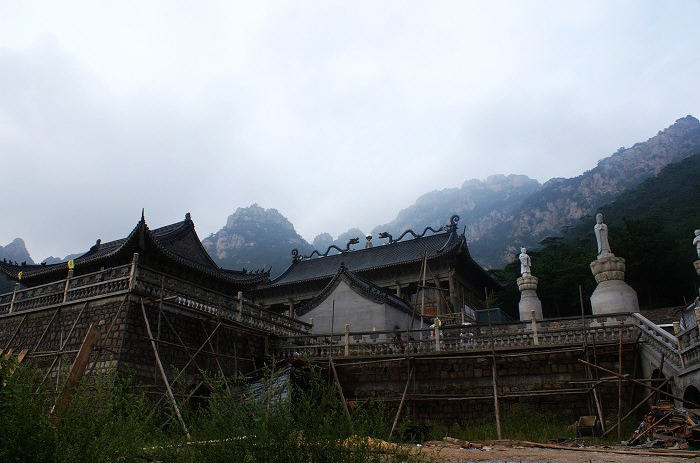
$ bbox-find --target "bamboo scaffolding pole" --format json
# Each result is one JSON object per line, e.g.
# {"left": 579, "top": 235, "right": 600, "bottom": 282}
{"left": 485, "top": 287, "right": 501, "bottom": 440}
{"left": 329, "top": 357, "right": 354, "bottom": 433}
{"left": 36, "top": 302, "right": 90, "bottom": 391}
{"left": 51, "top": 323, "right": 99, "bottom": 418}
{"left": 346, "top": 388, "right": 590, "bottom": 402}
{"left": 201, "top": 320, "right": 229, "bottom": 392}
{"left": 578, "top": 358, "right": 700, "bottom": 408}
{"left": 158, "top": 308, "right": 210, "bottom": 372}
{"left": 325, "top": 343, "right": 628, "bottom": 368}
{"left": 388, "top": 361, "right": 413, "bottom": 440}
{"left": 617, "top": 326, "right": 623, "bottom": 441}
{"left": 602, "top": 376, "right": 671, "bottom": 438}
{"left": 628, "top": 411, "right": 674, "bottom": 446}
{"left": 31, "top": 308, "right": 60, "bottom": 354}
{"left": 3, "top": 314, "right": 26, "bottom": 351}
{"left": 140, "top": 299, "right": 191, "bottom": 441}
{"left": 138, "top": 335, "right": 252, "bottom": 363}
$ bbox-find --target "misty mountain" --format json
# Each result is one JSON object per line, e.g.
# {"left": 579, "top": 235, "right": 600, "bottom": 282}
{"left": 202, "top": 204, "right": 313, "bottom": 276}
{"left": 41, "top": 253, "right": 82, "bottom": 265}
{"left": 375, "top": 115, "right": 700, "bottom": 266}
{"left": 494, "top": 151, "right": 700, "bottom": 317}
{"left": 0, "top": 238, "right": 34, "bottom": 265}
{"left": 11, "top": 115, "right": 700, "bottom": 278}
{"left": 0, "top": 238, "right": 34, "bottom": 293}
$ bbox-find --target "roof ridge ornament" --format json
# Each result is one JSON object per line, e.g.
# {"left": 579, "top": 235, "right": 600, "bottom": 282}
{"left": 90, "top": 239, "right": 101, "bottom": 252}
{"left": 378, "top": 222, "right": 448, "bottom": 245}
{"left": 447, "top": 214, "right": 460, "bottom": 232}
{"left": 299, "top": 237, "right": 361, "bottom": 260}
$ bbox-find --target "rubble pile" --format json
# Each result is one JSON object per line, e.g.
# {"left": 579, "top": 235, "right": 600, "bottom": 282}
{"left": 627, "top": 401, "right": 700, "bottom": 449}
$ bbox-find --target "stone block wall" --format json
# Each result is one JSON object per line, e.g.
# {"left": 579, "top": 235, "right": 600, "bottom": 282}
{"left": 335, "top": 344, "right": 637, "bottom": 425}
{"left": 0, "top": 293, "right": 268, "bottom": 393}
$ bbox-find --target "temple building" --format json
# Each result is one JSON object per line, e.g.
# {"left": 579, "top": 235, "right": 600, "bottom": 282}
{"left": 252, "top": 215, "right": 500, "bottom": 324}
{"left": 0, "top": 211, "right": 268, "bottom": 293}
{"left": 0, "top": 212, "right": 306, "bottom": 395}
{"left": 295, "top": 264, "right": 431, "bottom": 334}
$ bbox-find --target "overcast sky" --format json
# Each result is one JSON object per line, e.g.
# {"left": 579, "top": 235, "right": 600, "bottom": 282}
{"left": 1, "top": 1, "right": 699, "bottom": 261}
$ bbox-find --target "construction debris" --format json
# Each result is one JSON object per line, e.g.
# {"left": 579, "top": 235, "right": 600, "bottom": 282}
{"left": 626, "top": 401, "right": 700, "bottom": 449}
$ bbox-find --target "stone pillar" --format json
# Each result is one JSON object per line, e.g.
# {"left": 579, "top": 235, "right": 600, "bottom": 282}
{"left": 589, "top": 256, "right": 639, "bottom": 314}
{"left": 287, "top": 299, "right": 295, "bottom": 319}
{"left": 517, "top": 275, "right": 543, "bottom": 321}
{"left": 694, "top": 259, "right": 700, "bottom": 277}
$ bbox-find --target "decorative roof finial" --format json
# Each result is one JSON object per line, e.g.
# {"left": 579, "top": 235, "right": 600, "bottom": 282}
{"left": 185, "top": 212, "right": 191, "bottom": 221}
{"left": 141, "top": 208, "right": 145, "bottom": 222}
{"left": 365, "top": 235, "right": 373, "bottom": 248}
{"left": 344, "top": 237, "right": 360, "bottom": 252}
{"left": 447, "top": 214, "right": 460, "bottom": 231}
{"left": 291, "top": 249, "right": 300, "bottom": 261}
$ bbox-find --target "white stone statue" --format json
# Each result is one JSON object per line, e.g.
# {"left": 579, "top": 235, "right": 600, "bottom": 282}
{"left": 693, "top": 229, "right": 700, "bottom": 259}
{"left": 594, "top": 213, "right": 613, "bottom": 258}
{"left": 519, "top": 247, "right": 532, "bottom": 276}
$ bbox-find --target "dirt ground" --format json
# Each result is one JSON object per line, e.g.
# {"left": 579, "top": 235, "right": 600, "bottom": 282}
{"left": 417, "top": 442, "right": 699, "bottom": 463}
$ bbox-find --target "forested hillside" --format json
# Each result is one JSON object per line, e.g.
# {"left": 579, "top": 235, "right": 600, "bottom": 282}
{"left": 492, "top": 152, "right": 700, "bottom": 318}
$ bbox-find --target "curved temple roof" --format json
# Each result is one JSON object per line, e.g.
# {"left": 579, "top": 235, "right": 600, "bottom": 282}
{"left": 0, "top": 212, "right": 269, "bottom": 288}
{"left": 265, "top": 224, "right": 498, "bottom": 290}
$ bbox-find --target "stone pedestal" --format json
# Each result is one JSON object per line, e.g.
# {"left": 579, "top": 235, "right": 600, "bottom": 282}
{"left": 517, "top": 275, "right": 543, "bottom": 321}
{"left": 590, "top": 256, "right": 639, "bottom": 314}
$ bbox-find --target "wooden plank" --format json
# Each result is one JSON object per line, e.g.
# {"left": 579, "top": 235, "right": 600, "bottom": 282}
{"left": 51, "top": 324, "right": 99, "bottom": 418}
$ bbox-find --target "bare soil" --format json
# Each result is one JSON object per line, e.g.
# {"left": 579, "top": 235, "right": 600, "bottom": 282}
{"left": 418, "top": 441, "right": 698, "bottom": 463}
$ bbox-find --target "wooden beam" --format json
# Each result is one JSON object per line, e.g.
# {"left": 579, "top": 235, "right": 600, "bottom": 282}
{"left": 51, "top": 324, "right": 99, "bottom": 418}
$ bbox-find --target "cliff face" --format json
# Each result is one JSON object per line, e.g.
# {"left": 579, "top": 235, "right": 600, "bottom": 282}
{"left": 0, "top": 238, "right": 34, "bottom": 265}
{"left": 201, "top": 204, "right": 313, "bottom": 276}
{"left": 372, "top": 174, "right": 542, "bottom": 262}
{"left": 375, "top": 116, "right": 700, "bottom": 266}
{"left": 503, "top": 115, "right": 700, "bottom": 260}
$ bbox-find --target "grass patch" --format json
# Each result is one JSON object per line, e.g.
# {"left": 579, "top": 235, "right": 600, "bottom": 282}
{"left": 0, "top": 357, "right": 429, "bottom": 463}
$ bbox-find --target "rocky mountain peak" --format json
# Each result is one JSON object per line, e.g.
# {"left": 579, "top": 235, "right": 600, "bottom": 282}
{"left": 0, "top": 238, "right": 34, "bottom": 265}
{"left": 204, "top": 204, "right": 312, "bottom": 276}
{"left": 224, "top": 203, "right": 296, "bottom": 233}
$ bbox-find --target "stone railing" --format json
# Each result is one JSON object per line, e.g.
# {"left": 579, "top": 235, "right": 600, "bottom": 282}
{"left": 0, "top": 265, "right": 132, "bottom": 315}
{"left": 275, "top": 314, "right": 638, "bottom": 359}
{"left": 0, "top": 262, "right": 310, "bottom": 337}
{"left": 677, "top": 324, "right": 700, "bottom": 370}
{"left": 632, "top": 312, "right": 685, "bottom": 370}
{"left": 134, "top": 266, "right": 310, "bottom": 336}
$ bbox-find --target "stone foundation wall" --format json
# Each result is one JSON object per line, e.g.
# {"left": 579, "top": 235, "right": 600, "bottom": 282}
{"left": 0, "top": 295, "right": 127, "bottom": 375}
{"left": 116, "top": 296, "right": 268, "bottom": 387}
{"left": 0, "top": 293, "right": 268, "bottom": 391}
{"left": 335, "top": 344, "right": 638, "bottom": 425}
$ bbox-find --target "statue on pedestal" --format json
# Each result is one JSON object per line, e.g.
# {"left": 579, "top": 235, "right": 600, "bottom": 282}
{"left": 594, "top": 213, "right": 613, "bottom": 258}
{"left": 519, "top": 247, "right": 531, "bottom": 276}
{"left": 589, "top": 213, "right": 638, "bottom": 314}
{"left": 516, "top": 247, "right": 541, "bottom": 320}
{"left": 693, "top": 229, "right": 700, "bottom": 259}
